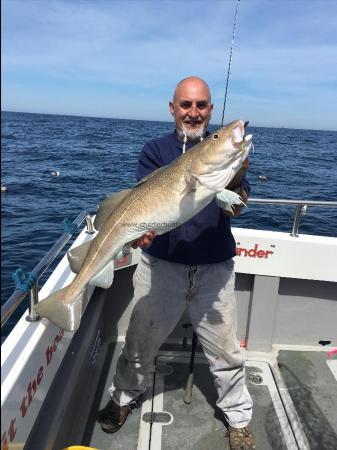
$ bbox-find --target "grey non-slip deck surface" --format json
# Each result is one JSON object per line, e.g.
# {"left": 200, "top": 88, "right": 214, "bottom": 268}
{"left": 156, "top": 355, "right": 287, "bottom": 450}
{"left": 278, "top": 350, "right": 337, "bottom": 450}
{"left": 85, "top": 345, "right": 288, "bottom": 450}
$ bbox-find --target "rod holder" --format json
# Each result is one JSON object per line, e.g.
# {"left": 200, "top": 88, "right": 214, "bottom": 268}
{"left": 291, "top": 204, "right": 307, "bottom": 237}
{"left": 26, "top": 282, "right": 41, "bottom": 322}
{"left": 85, "top": 214, "right": 95, "bottom": 234}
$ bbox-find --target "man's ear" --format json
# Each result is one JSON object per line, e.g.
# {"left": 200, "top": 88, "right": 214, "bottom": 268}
{"left": 169, "top": 101, "right": 175, "bottom": 116}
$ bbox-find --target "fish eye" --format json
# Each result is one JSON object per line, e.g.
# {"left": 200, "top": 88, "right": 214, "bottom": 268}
{"left": 213, "top": 134, "right": 219, "bottom": 140}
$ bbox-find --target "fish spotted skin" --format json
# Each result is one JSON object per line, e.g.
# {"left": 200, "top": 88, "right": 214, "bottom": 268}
{"left": 35, "top": 120, "right": 252, "bottom": 331}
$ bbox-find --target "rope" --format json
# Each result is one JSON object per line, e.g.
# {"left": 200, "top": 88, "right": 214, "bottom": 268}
{"left": 221, "top": 0, "right": 240, "bottom": 126}
{"left": 12, "top": 268, "right": 37, "bottom": 293}
{"left": 63, "top": 217, "right": 77, "bottom": 234}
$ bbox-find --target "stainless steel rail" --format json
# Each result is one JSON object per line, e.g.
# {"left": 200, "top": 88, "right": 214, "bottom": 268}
{"left": 248, "top": 198, "right": 337, "bottom": 237}
{"left": 1, "top": 211, "right": 93, "bottom": 328}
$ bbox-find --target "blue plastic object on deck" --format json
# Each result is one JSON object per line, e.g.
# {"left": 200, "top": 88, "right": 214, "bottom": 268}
{"left": 12, "top": 268, "right": 37, "bottom": 293}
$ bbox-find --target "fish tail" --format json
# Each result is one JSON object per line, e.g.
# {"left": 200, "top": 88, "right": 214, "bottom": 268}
{"left": 35, "top": 285, "right": 84, "bottom": 332}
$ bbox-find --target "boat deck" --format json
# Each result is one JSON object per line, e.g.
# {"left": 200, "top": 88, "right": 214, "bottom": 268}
{"left": 82, "top": 342, "right": 337, "bottom": 450}
{"left": 277, "top": 350, "right": 337, "bottom": 449}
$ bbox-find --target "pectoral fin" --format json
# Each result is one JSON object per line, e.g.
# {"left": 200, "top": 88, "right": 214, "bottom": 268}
{"left": 216, "top": 189, "right": 244, "bottom": 213}
{"left": 89, "top": 261, "right": 115, "bottom": 289}
{"left": 181, "top": 172, "right": 198, "bottom": 195}
{"left": 94, "top": 189, "right": 132, "bottom": 230}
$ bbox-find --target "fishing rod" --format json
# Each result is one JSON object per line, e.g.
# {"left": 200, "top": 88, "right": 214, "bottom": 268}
{"left": 221, "top": 0, "right": 240, "bottom": 126}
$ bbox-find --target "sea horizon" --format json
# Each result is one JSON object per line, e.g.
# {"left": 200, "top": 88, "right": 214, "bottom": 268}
{"left": 2, "top": 110, "right": 336, "bottom": 133}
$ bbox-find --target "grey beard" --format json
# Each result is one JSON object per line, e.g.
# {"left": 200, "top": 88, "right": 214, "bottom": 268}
{"left": 177, "top": 124, "right": 206, "bottom": 141}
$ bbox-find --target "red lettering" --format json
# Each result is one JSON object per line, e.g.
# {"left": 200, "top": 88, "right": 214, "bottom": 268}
{"left": 1, "top": 432, "right": 9, "bottom": 450}
{"left": 53, "top": 334, "right": 60, "bottom": 352}
{"left": 47, "top": 329, "right": 64, "bottom": 363}
{"left": 27, "top": 380, "right": 37, "bottom": 404}
{"left": 20, "top": 395, "right": 29, "bottom": 418}
{"left": 236, "top": 243, "right": 274, "bottom": 259}
{"left": 6, "top": 329, "right": 66, "bottom": 444}
{"left": 37, "top": 366, "right": 43, "bottom": 385}
{"left": 8, "top": 419, "right": 17, "bottom": 442}
{"left": 46, "top": 345, "right": 53, "bottom": 366}
{"left": 248, "top": 244, "right": 258, "bottom": 257}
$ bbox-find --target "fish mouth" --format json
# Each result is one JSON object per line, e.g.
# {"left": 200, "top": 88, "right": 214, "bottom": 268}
{"left": 240, "top": 120, "right": 253, "bottom": 153}
{"left": 243, "top": 133, "right": 253, "bottom": 146}
{"left": 231, "top": 132, "right": 252, "bottom": 165}
{"left": 243, "top": 121, "right": 252, "bottom": 149}
{"left": 232, "top": 120, "right": 251, "bottom": 147}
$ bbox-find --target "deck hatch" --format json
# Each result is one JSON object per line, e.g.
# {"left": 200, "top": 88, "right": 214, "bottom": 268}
{"left": 248, "top": 372, "right": 263, "bottom": 384}
{"left": 142, "top": 412, "right": 172, "bottom": 424}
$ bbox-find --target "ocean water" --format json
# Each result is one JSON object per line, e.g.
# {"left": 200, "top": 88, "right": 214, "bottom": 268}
{"left": 1, "top": 111, "right": 337, "bottom": 336}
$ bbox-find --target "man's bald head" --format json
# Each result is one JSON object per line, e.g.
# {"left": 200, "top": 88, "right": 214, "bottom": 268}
{"left": 173, "top": 76, "right": 212, "bottom": 103}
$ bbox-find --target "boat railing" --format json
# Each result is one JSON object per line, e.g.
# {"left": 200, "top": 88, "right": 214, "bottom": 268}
{"left": 1, "top": 199, "right": 337, "bottom": 330}
{"left": 248, "top": 198, "right": 337, "bottom": 237}
{"left": 1, "top": 211, "right": 95, "bottom": 328}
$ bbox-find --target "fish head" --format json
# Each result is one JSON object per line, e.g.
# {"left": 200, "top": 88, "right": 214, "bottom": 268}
{"left": 200, "top": 120, "right": 252, "bottom": 168}
{"left": 190, "top": 119, "right": 253, "bottom": 191}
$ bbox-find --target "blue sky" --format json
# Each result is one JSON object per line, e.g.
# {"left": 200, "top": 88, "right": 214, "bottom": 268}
{"left": 2, "top": 0, "right": 337, "bottom": 130}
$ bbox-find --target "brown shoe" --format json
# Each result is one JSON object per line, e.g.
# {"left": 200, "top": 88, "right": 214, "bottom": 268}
{"left": 97, "top": 398, "right": 134, "bottom": 434}
{"left": 226, "top": 425, "right": 256, "bottom": 449}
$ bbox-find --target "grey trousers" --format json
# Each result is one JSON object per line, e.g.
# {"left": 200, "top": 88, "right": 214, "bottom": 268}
{"left": 108, "top": 251, "right": 253, "bottom": 428}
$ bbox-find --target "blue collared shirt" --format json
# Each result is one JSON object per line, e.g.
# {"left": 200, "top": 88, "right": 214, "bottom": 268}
{"left": 136, "top": 131, "right": 250, "bottom": 265}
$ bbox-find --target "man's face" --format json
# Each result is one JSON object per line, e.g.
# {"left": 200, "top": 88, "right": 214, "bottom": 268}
{"left": 169, "top": 79, "right": 213, "bottom": 141}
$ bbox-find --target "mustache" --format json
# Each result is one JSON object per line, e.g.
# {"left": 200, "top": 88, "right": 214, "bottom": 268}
{"left": 183, "top": 116, "right": 203, "bottom": 124}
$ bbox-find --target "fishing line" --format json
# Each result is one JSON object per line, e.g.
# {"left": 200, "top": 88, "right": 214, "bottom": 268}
{"left": 221, "top": 0, "right": 240, "bottom": 126}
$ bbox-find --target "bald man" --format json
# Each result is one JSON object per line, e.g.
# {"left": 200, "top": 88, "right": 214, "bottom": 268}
{"left": 97, "top": 77, "right": 255, "bottom": 449}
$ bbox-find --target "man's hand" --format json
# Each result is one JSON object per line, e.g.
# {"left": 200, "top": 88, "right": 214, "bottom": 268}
{"left": 131, "top": 231, "right": 157, "bottom": 249}
{"left": 226, "top": 158, "right": 249, "bottom": 190}
{"left": 223, "top": 158, "right": 249, "bottom": 217}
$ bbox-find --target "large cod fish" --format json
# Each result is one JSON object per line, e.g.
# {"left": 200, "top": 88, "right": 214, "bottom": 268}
{"left": 35, "top": 120, "right": 253, "bottom": 331}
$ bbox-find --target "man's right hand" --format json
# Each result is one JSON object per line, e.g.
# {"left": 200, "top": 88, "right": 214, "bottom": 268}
{"left": 226, "top": 158, "right": 249, "bottom": 191}
{"left": 131, "top": 231, "right": 157, "bottom": 249}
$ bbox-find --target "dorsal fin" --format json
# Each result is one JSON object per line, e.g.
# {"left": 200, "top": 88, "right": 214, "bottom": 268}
{"left": 67, "top": 240, "right": 93, "bottom": 274}
{"left": 94, "top": 189, "right": 132, "bottom": 230}
{"left": 135, "top": 165, "right": 169, "bottom": 186}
